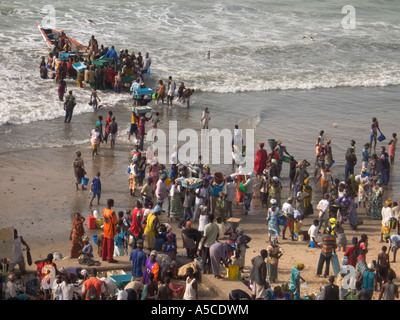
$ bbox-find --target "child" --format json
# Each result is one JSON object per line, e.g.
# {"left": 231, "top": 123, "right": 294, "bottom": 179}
{"left": 89, "top": 172, "right": 101, "bottom": 206}
{"left": 90, "top": 89, "right": 101, "bottom": 110}
{"left": 113, "top": 224, "right": 125, "bottom": 257}
{"left": 183, "top": 267, "right": 198, "bottom": 300}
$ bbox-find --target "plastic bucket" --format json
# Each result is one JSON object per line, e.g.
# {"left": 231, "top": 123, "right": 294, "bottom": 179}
{"left": 226, "top": 265, "right": 239, "bottom": 280}
{"left": 81, "top": 177, "right": 89, "bottom": 185}
{"left": 268, "top": 139, "right": 277, "bottom": 150}
{"left": 278, "top": 216, "right": 287, "bottom": 226}
{"left": 93, "top": 234, "right": 98, "bottom": 245}
{"left": 309, "top": 241, "right": 316, "bottom": 248}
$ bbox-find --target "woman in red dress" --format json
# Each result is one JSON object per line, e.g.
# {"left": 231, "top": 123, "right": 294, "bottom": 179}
{"left": 254, "top": 143, "right": 268, "bottom": 177}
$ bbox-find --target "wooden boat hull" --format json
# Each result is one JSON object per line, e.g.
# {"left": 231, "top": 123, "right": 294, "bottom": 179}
{"left": 37, "top": 24, "right": 88, "bottom": 53}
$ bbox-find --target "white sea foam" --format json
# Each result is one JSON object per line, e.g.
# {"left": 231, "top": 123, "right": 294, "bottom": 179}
{"left": 0, "top": 0, "right": 399, "bottom": 127}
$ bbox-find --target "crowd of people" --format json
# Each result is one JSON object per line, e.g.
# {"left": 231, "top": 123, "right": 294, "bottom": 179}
{"left": 7, "top": 30, "right": 398, "bottom": 301}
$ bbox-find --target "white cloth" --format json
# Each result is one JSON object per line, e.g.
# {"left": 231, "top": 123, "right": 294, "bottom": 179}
{"left": 282, "top": 202, "right": 294, "bottom": 216}
{"left": 225, "top": 182, "right": 235, "bottom": 202}
{"left": 308, "top": 224, "right": 321, "bottom": 243}
{"left": 382, "top": 207, "right": 394, "bottom": 227}
{"left": 198, "top": 209, "right": 208, "bottom": 232}
{"left": 195, "top": 188, "right": 206, "bottom": 205}
{"left": 317, "top": 199, "right": 330, "bottom": 219}
{"left": 6, "top": 281, "right": 17, "bottom": 298}
{"left": 100, "top": 277, "right": 118, "bottom": 296}
{"left": 56, "top": 281, "right": 82, "bottom": 300}
{"left": 9, "top": 236, "right": 23, "bottom": 264}
{"left": 183, "top": 277, "right": 196, "bottom": 300}
{"left": 117, "top": 290, "right": 128, "bottom": 300}
{"left": 168, "top": 80, "right": 175, "bottom": 96}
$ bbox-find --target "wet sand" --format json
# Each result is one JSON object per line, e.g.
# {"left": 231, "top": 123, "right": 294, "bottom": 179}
{"left": 1, "top": 114, "right": 398, "bottom": 301}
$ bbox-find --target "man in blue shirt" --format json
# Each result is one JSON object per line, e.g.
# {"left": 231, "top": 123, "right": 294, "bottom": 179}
{"left": 105, "top": 45, "right": 117, "bottom": 59}
{"left": 129, "top": 239, "right": 147, "bottom": 279}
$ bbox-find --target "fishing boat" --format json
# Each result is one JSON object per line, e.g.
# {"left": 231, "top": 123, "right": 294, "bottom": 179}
{"left": 37, "top": 24, "right": 88, "bottom": 54}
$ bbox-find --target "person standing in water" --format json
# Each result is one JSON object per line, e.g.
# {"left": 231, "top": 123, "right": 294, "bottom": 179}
{"left": 64, "top": 90, "right": 76, "bottom": 123}
{"left": 201, "top": 107, "right": 211, "bottom": 129}
{"left": 370, "top": 117, "right": 382, "bottom": 155}
{"left": 167, "top": 76, "right": 175, "bottom": 108}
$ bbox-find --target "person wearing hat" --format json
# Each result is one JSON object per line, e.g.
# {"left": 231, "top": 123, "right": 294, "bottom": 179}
{"left": 267, "top": 198, "right": 282, "bottom": 243}
{"left": 316, "top": 226, "right": 337, "bottom": 278}
{"left": 381, "top": 199, "right": 394, "bottom": 242}
{"left": 144, "top": 205, "right": 161, "bottom": 251}
{"left": 129, "top": 156, "right": 139, "bottom": 196}
{"left": 81, "top": 235, "right": 94, "bottom": 260}
{"left": 129, "top": 239, "right": 147, "bottom": 280}
{"left": 268, "top": 158, "right": 279, "bottom": 179}
{"left": 361, "top": 262, "right": 376, "bottom": 300}
{"left": 290, "top": 263, "right": 306, "bottom": 300}
{"left": 73, "top": 150, "right": 86, "bottom": 190}
{"left": 143, "top": 250, "right": 160, "bottom": 285}
{"left": 267, "top": 176, "right": 281, "bottom": 210}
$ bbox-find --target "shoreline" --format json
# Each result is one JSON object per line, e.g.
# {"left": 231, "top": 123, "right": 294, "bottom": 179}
{"left": 1, "top": 84, "right": 399, "bottom": 300}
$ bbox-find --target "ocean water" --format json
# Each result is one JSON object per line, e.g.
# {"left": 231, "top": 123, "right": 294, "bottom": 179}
{"left": 0, "top": 0, "right": 399, "bottom": 196}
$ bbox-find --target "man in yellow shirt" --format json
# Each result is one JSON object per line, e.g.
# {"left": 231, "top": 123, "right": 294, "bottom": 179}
{"left": 128, "top": 111, "right": 139, "bottom": 141}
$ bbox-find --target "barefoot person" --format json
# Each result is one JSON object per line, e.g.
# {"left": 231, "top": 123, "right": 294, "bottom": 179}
{"left": 73, "top": 151, "right": 86, "bottom": 190}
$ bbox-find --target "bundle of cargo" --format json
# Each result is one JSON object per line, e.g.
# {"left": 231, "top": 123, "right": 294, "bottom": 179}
{"left": 132, "top": 105, "right": 152, "bottom": 114}
{"left": 212, "top": 172, "right": 226, "bottom": 185}
{"left": 181, "top": 177, "right": 203, "bottom": 189}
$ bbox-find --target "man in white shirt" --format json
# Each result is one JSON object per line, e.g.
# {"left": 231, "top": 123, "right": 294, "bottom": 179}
{"left": 282, "top": 197, "right": 294, "bottom": 240}
{"left": 192, "top": 184, "right": 206, "bottom": 222}
{"left": 308, "top": 219, "right": 322, "bottom": 247}
{"left": 317, "top": 193, "right": 330, "bottom": 231}
{"left": 167, "top": 76, "right": 176, "bottom": 108}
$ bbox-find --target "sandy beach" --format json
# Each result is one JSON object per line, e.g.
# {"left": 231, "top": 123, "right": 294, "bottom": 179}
{"left": 1, "top": 108, "right": 398, "bottom": 301}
